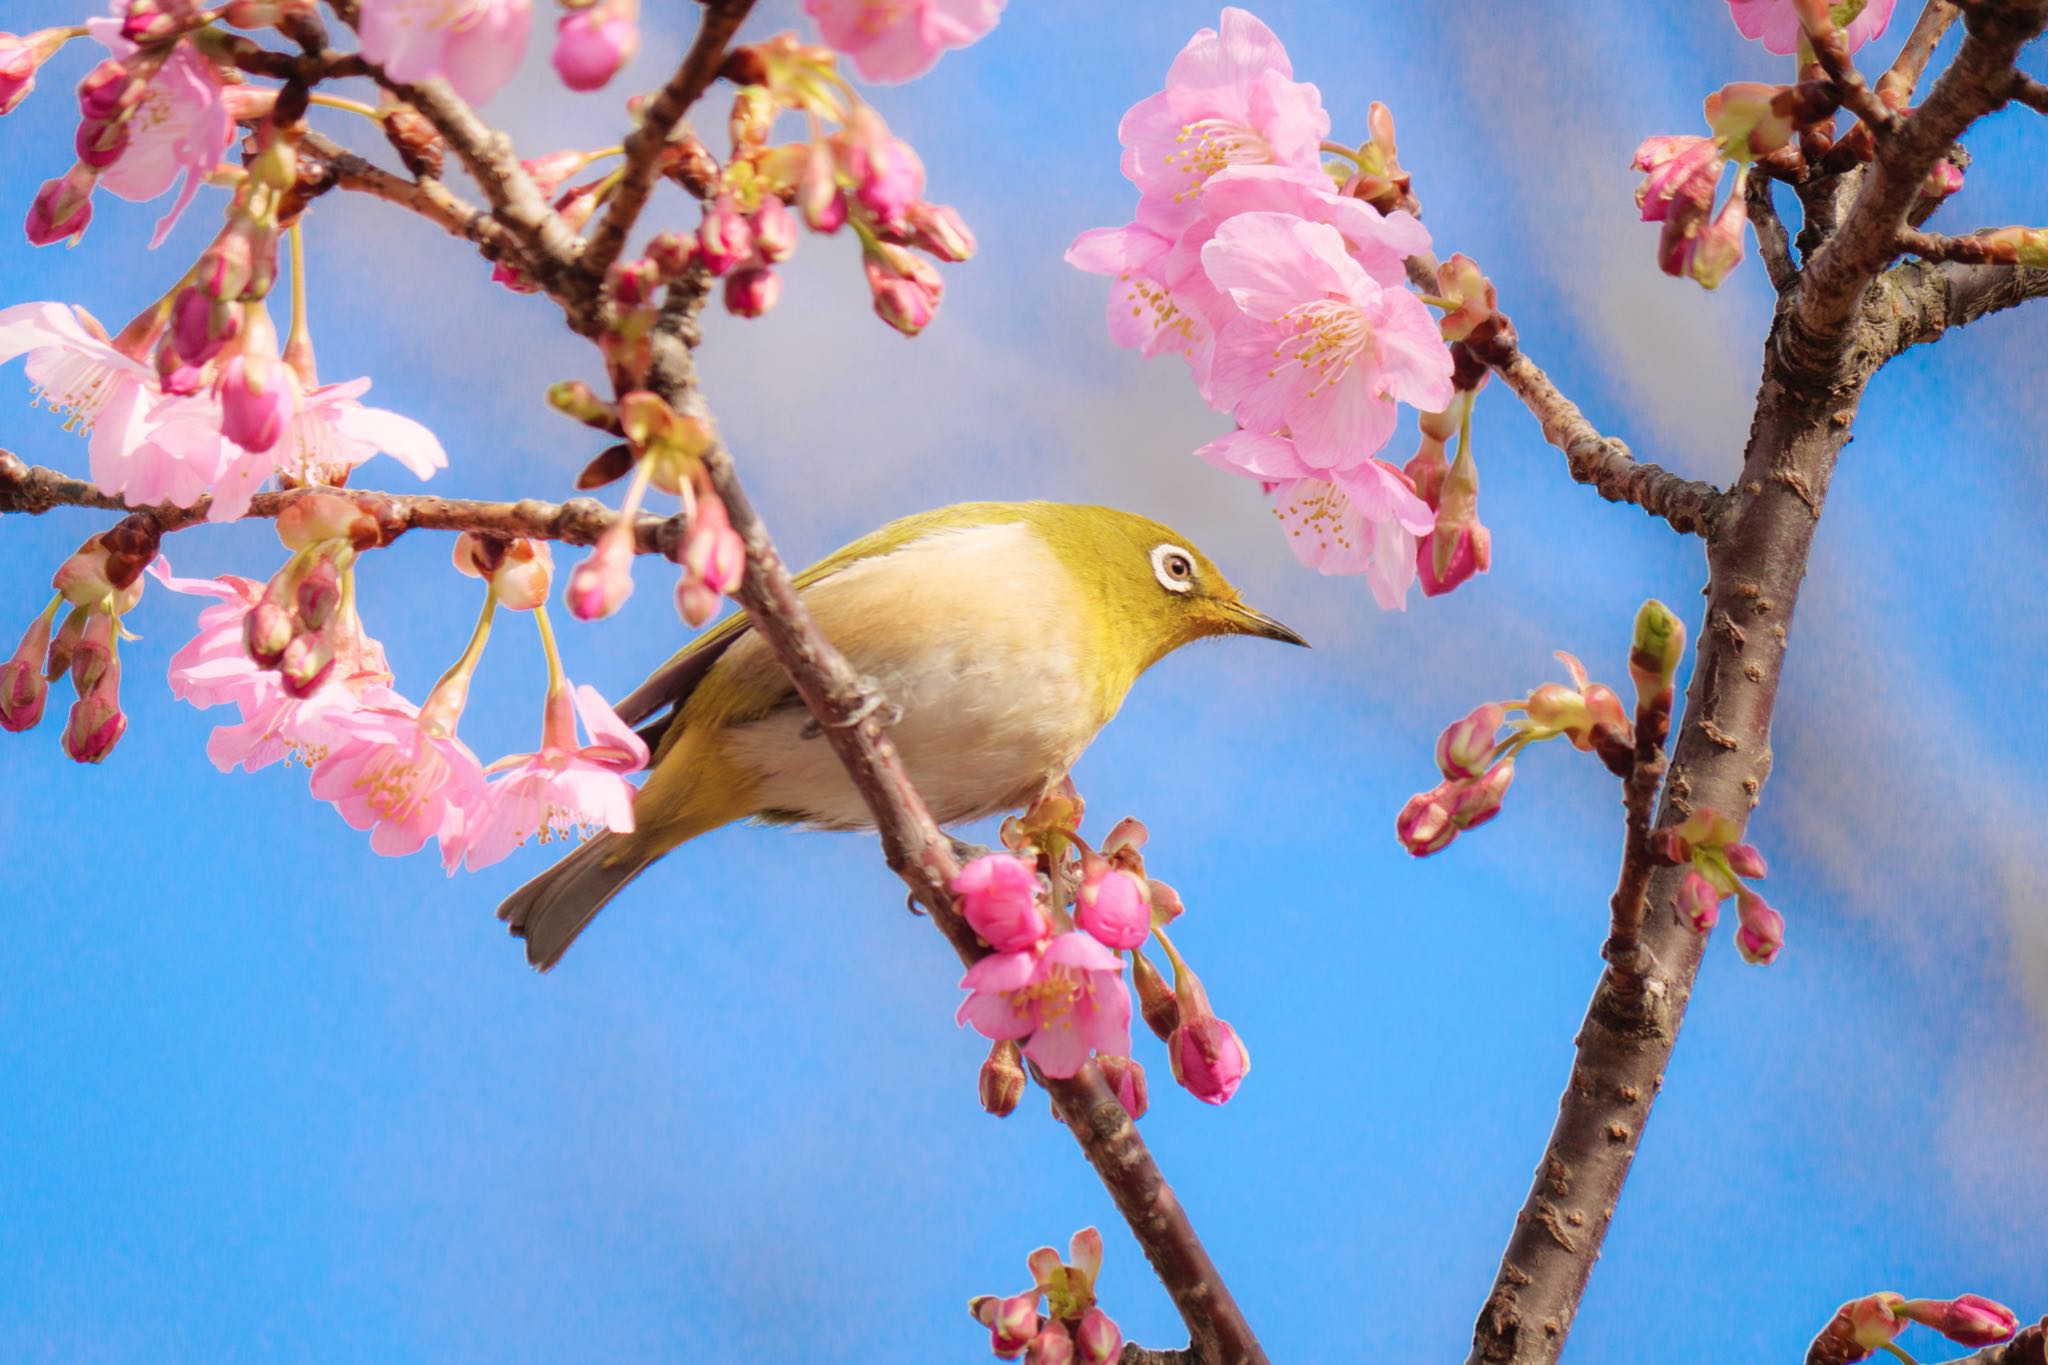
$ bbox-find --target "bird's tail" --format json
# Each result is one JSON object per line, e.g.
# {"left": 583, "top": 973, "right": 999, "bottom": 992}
{"left": 497, "top": 831, "right": 656, "bottom": 972}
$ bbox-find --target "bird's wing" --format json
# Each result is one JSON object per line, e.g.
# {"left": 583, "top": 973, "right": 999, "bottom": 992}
{"left": 612, "top": 503, "right": 1030, "bottom": 751}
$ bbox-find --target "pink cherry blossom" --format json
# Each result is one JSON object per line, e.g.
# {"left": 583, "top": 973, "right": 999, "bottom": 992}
{"left": 456, "top": 684, "right": 647, "bottom": 872}
{"left": 1203, "top": 212, "right": 1454, "bottom": 471}
{"left": 1169, "top": 1014, "right": 1249, "bottom": 1104}
{"left": 0, "top": 300, "right": 153, "bottom": 436}
{"left": 803, "top": 0, "right": 1005, "bottom": 84}
{"left": 957, "top": 931, "right": 1133, "bottom": 1079}
{"left": 357, "top": 0, "right": 534, "bottom": 106}
{"left": 1198, "top": 431, "right": 1435, "bottom": 607}
{"left": 1726, "top": 0, "right": 1896, "bottom": 54}
{"left": 149, "top": 559, "right": 396, "bottom": 772}
{"left": 1116, "top": 8, "right": 1329, "bottom": 235}
{"left": 84, "top": 24, "right": 234, "bottom": 246}
{"left": 310, "top": 702, "right": 487, "bottom": 861}
{"left": 274, "top": 375, "right": 448, "bottom": 486}
{"left": 1067, "top": 165, "right": 1431, "bottom": 401}
{"left": 953, "top": 852, "right": 1048, "bottom": 951}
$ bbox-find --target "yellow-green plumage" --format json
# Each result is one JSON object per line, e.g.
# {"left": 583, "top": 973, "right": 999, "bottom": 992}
{"left": 498, "top": 501, "right": 1303, "bottom": 970}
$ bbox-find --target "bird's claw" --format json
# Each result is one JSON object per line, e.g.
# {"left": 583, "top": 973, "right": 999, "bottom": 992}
{"left": 800, "top": 678, "right": 900, "bottom": 738}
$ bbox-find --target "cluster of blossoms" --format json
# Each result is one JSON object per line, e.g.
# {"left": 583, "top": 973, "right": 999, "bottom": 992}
{"left": 969, "top": 1227, "right": 1124, "bottom": 1365}
{"left": 1653, "top": 807, "right": 1786, "bottom": 964}
{"left": 955, "top": 787, "right": 1248, "bottom": 1111}
{"left": 1807, "top": 1290, "right": 2020, "bottom": 1365}
{"left": 1631, "top": 0, "right": 1918, "bottom": 288}
{"left": 1067, "top": 9, "right": 1506, "bottom": 608}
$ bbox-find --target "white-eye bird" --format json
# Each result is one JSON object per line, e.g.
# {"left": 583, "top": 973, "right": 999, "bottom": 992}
{"left": 497, "top": 501, "right": 1306, "bottom": 969}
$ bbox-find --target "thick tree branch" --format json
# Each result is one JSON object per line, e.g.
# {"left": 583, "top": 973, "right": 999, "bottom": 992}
{"left": 1787, "top": 0, "right": 2048, "bottom": 376}
{"left": 2010, "top": 69, "right": 2048, "bottom": 111}
{"left": 578, "top": 0, "right": 758, "bottom": 284}
{"left": 1469, "top": 338, "right": 1730, "bottom": 538}
{"left": 1874, "top": 254, "right": 2048, "bottom": 353}
{"left": 1931, "top": 1319, "right": 2048, "bottom": 1365}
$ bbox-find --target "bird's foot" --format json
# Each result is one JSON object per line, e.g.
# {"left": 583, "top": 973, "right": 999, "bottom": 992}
{"left": 800, "top": 677, "right": 901, "bottom": 738}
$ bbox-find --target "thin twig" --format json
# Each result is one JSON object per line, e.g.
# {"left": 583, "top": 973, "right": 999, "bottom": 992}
{"left": 1878, "top": 1, "right": 1963, "bottom": 103}
{"left": 1748, "top": 173, "right": 1800, "bottom": 288}
{"left": 1808, "top": 18, "right": 1903, "bottom": 137}
{"left": 1897, "top": 225, "right": 2037, "bottom": 261}
{"left": 298, "top": 130, "right": 524, "bottom": 265}
{"left": 578, "top": 0, "right": 758, "bottom": 285}
{"left": 1602, "top": 667, "right": 1677, "bottom": 999}
{"left": 1466, "top": 337, "right": 1729, "bottom": 538}
{"left": 0, "top": 451, "right": 693, "bottom": 556}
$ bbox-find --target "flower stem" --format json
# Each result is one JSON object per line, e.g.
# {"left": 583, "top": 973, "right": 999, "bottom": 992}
{"left": 534, "top": 604, "right": 567, "bottom": 695}
{"left": 1318, "top": 139, "right": 1364, "bottom": 164}
{"left": 283, "top": 223, "right": 314, "bottom": 384}
{"left": 308, "top": 93, "right": 383, "bottom": 122}
{"left": 419, "top": 591, "right": 498, "bottom": 737}
{"left": 1880, "top": 1343, "right": 1921, "bottom": 1365}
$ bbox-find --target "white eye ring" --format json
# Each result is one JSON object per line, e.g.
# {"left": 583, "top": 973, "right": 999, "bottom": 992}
{"left": 1151, "top": 543, "right": 1195, "bottom": 593}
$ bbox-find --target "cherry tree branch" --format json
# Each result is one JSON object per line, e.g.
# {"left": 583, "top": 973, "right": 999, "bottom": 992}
{"left": 1748, "top": 173, "right": 1800, "bottom": 288}
{"left": 1599, "top": 664, "right": 1676, "bottom": 1001}
{"left": 1876, "top": 254, "right": 2048, "bottom": 353}
{"left": 297, "top": 130, "right": 525, "bottom": 266}
{"left": 2010, "top": 69, "right": 2048, "bottom": 111}
{"left": 1786, "top": 0, "right": 2048, "bottom": 376}
{"left": 578, "top": 0, "right": 759, "bottom": 283}
{"left": 1466, "top": 335, "right": 1731, "bottom": 538}
{"left": 633, "top": 278, "right": 1267, "bottom": 1365}
{"left": 1469, "top": 9, "right": 2047, "bottom": 1359}
{"left": 1930, "top": 1320, "right": 2048, "bottom": 1365}
{"left": 1878, "top": 1, "right": 1962, "bottom": 103}
{"left": 0, "top": 451, "right": 700, "bottom": 555}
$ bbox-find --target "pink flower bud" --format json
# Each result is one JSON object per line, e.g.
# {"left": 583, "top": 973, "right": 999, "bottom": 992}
{"left": 44, "top": 607, "right": 84, "bottom": 681}
{"left": 567, "top": 528, "right": 635, "bottom": 621}
{"left": 217, "top": 312, "right": 292, "bottom": 453}
{"left": 1435, "top": 703, "right": 1503, "bottom": 780}
{"left": 906, "top": 201, "right": 976, "bottom": 262}
{"left": 798, "top": 139, "right": 847, "bottom": 233}
{"left": 1397, "top": 786, "right": 1457, "bottom": 857}
{"left": 1633, "top": 135, "right": 1721, "bottom": 227}
{"left": 61, "top": 655, "right": 124, "bottom": 764}
{"left": 1809, "top": 1293, "right": 1906, "bottom": 1365}
{"left": 1447, "top": 758, "right": 1514, "bottom": 831}
{"left": 1683, "top": 187, "right": 1749, "bottom": 290}
{"left": 1725, "top": 842, "right": 1767, "bottom": 878}
{"left": 171, "top": 286, "right": 240, "bottom": 366}
{"left": 0, "top": 28, "right": 66, "bottom": 116}
{"left": 722, "top": 265, "right": 781, "bottom": 318}
{"left": 697, "top": 196, "right": 754, "bottom": 276}
{"left": 552, "top": 0, "right": 639, "bottom": 92}
{"left": 0, "top": 610, "right": 53, "bottom": 732}
{"left": 277, "top": 631, "right": 336, "bottom": 697}
{"left": 953, "top": 853, "right": 1047, "bottom": 952}
{"left": 1023, "top": 1318, "right": 1072, "bottom": 1365}
{"left": 844, "top": 108, "right": 924, "bottom": 226}
{"left": 68, "top": 610, "right": 114, "bottom": 695}
{"left": 675, "top": 576, "right": 719, "bottom": 629}
{"left": 1677, "top": 869, "right": 1721, "bottom": 932}
{"left": 1074, "top": 1309, "right": 1123, "bottom": 1365}
{"left": 1169, "top": 1014, "right": 1250, "bottom": 1105}
{"left": 750, "top": 197, "right": 798, "bottom": 264}
{"left": 1096, "top": 1054, "right": 1147, "bottom": 1121}
{"left": 1076, "top": 864, "right": 1149, "bottom": 950}
{"left": 1924, "top": 159, "right": 1965, "bottom": 200}
{"left": 522, "top": 150, "right": 587, "bottom": 200}
{"left": 26, "top": 164, "right": 95, "bottom": 246}
{"left": 987, "top": 1292, "right": 1041, "bottom": 1358}
{"left": 1899, "top": 1295, "right": 2020, "bottom": 1348}
{"left": 1418, "top": 518, "right": 1491, "bottom": 596}
{"left": 863, "top": 240, "right": 943, "bottom": 336}
{"left": 1648, "top": 828, "right": 1691, "bottom": 865}
{"left": 979, "top": 1039, "right": 1026, "bottom": 1117}
{"left": 122, "top": 0, "right": 207, "bottom": 44}
{"left": 244, "top": 597, "right": 294, "bottom": 666}
{"left": 295, "top": 558, "right": 343, "bottom": 630}
{"left": 1734, "top": 889, "right": 1784, "bottom": 964}
{"left": 494, "top": 538, "right": 553, "bottom": 611}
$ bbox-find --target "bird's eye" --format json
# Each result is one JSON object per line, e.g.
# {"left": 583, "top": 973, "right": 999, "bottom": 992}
{"left": 1151, "top": 543, "right": 1195, "bottom": 593}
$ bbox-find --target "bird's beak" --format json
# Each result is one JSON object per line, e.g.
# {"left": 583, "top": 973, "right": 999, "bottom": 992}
{"left": 1223, "top": 600, "right": 1309, "bottom": 647}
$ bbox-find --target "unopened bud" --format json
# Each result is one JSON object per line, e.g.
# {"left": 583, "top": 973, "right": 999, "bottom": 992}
{"left": 1734, "top": 889, "right": 1784, "bottom": 964}
{"left": 0, "top": 610, "right": 54, "bottom": 732}
{"left": 44, "top": 606, "right": 85, "bottom": 681}
{"left": 61, "top": 657, "right": 124, "bottom": 763}
{"left": 1629, "top": 599, "right": 1686, "bottom": 702}
{"left": 697, "top": 196, "right": 753, "bottom": 275}
{"left": 1397, "top": 786, "right": 1457, "bottom": 857}
{"left": 277, "top": 631, "right": 335, "bottom": 697}
{"left": 978, "top": 1039, "right": 1026, "bottom": 1117}
{"left": 906, "top": 201, "right": 975, "bottom": 262}
{"left": 645, "top": 230, "right": 698, "bottom": 279}
{"left": 1677, "top": 869, "right": 1721, "bottom": 932}
{"left": 1447, "top": 758, "right": 1514, "bottom": 830}
{"left": 1095, "top": 1055, "right": 1147, "bottom": 1121}
{"left": 723, "top": 265, "right": 781, "bottom": 318}
{"left": 276, "top": 491, "right": 376, "bottom": 550}
{"left": 68, "top": 609, "right": 115, "bottom": 695}
{"left": 1132, "top": 950, "right": 1179, "bottom": 1041}
{"left": 1027, "top": 1318, "right": 1074, "bottom": 1365}
{"left": 1435, "top": 702, "right": 1503, "bottom": 780}
{"left": 1724, "top": 842, "right": 1767, "bottom": 879}
{"left": 295, "top": 558, "right": 342, "bottom": 629}
{"left": 1075, "top": 1309, "right": 1123, "bottom": 1365}
{"left": 1898, "top": 1295, "right": 2020, "bottom": 1349}
{"left": 244, "top": 597, "right": 294, "bottom": 666}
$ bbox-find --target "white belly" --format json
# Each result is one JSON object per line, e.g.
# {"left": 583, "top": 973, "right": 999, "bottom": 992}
{"left": 720, "top": 521, "right": 1101, "bottom": 829}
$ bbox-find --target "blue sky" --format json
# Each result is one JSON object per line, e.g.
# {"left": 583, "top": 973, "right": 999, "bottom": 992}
{"left": 2, "top": 2, "right": 2045, "bottom": 1361}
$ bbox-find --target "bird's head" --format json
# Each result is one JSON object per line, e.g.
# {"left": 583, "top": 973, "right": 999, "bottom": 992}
{"left": 1030, "top": 504, "right": 1307, "bottom": 672}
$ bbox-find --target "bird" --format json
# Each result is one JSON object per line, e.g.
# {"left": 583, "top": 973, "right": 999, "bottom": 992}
{"left": 497, "top": 500, "right": 1306, "bottom": 970}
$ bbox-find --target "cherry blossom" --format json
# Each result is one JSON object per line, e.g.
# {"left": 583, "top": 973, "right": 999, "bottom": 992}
{"left": 953, "top": 852, "right": 1049, "bottom": 952}
{"left": 310, "top": 701, "right": 488, "bottom": 861}
{"left": 1725, "top": 0, "right": 1896, "bottom": 54}
{"left": 957, "top": 931, "right": 1133, "bottom": 1079}
{"left": 1115, "top": 7, "right": 1329, "bottom": 234}
{"left": 456, "top": 683, "right": 647, "bottom": 872}
{"left": 1202, "top": 212, "right": 1454, "bottom": 471}
{"left": 83, "top": 24, "right": 235, "bottom": 246}
{"left": 273, "top": 375, "right": 449, "bottom": 487}
{"left": 356, "top": 0, "right": 534, "bottom": 106}
{"left": 803, "top": 0, "right": 1005, "bottom": 84}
